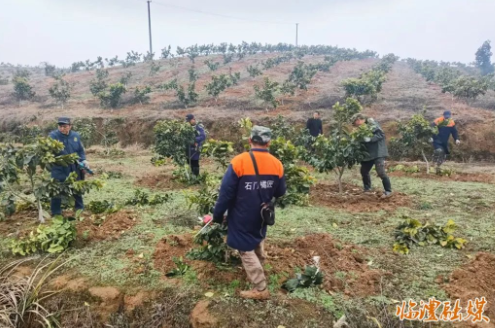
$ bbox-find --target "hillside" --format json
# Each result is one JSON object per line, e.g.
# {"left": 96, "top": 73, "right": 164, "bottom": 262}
{"left": 1, "top": 46, "right": 495, "bottom": 156}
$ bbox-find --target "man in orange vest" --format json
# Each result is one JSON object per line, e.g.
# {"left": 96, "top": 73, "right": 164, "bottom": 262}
{"left": 213, "top": 126, "right": 286, "bottom": 300}
{"left": 431, "top": 110, "right": 460, "bottom": 174}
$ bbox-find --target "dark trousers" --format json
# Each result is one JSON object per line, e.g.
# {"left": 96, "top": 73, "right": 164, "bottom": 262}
{"left": 190, "top": 160, "right": 200, "bottom": 176}
{"left": 360, "top": 158, "right": 392, "bottom": 192}
{"left": 51, "top": 194, "right": 84, "bottom": 216}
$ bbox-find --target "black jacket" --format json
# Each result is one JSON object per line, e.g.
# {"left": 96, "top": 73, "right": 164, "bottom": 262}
{"left": 362, "top": 119, "right": 389, "bottom": 161}
{"left": 306, "top": 118, "right": 323, "bottom": 137}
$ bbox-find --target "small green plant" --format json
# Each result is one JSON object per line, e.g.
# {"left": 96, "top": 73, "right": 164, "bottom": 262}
{"left": 87, "top": 200, "right": 120, "bottom": 214}
{"left": 49, "top": 75, "right": 73, "bottom": 109}
{"left": 254, "top": 77, "right": 280, "bottom": 110}
{"left": 186, "top": 178, "right": 219, "bottom": 216}
{"left": 229, "top": 71, "right": 241, "bottom": 85}
{"left": 247, "top": 65, "right": 262, "bottom": 77}
{"left": 98, "top": 83, "right": 127, "bottom": 109}
{"left": 9, "top": 216, "right": 77, "bottom": 256}
{"left": 205, "top": 74, "right": 231, "bottom": 101}
{"left": 125, "top": 189, "right": 169, "bottom": 206}
{"left": 393, "top": 218, "right": 467, "bottom": 254}
{"left": 131, "top": 86, "right": 152, "bottom": 105}
{"left": 166, "top": 257, "right": 190, "bottom": 277}
{"left": 283, "top": 264, "right": 324, "bottom": 292}
{"left": 205, "top": 60, "right": 220, "bottom": 71}
{"left": 187, "top": 224, "right": 229, "bottom": 263}
{"left": 201, "top": 139, "right": 234, "bottom": 168}
{"left": 12, "top": 76, "right": 36, "bottom": 103}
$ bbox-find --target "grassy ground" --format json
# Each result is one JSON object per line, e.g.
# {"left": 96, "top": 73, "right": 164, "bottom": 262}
{"left": 2, "top": 149, "right": 495, "bottom": 327}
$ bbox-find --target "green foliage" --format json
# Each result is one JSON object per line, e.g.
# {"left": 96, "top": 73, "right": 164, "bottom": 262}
{"left": 270, "top": 115, "right": 296, "bottom": 140}
{"left": 163, "top": 81, "right": 198, "bottom": 107}
{"left": 442, "top": 76, "right": 488, "bottom": 100}
{"left": 205, "top": 74, "right": 231, "bottom": 99}
{"left": 131, "top": 86, "right": 152, "bottom": 105}
{"left": 205, "top": 59, "right": 220, "bottom": 71}
{"left": 393, "top": 218, "right": 467, "bottom": 254}
{"left": 149, "top": 61, "right": 161, "bottom": 76}
{"left": 154, "top": 120, "right": 196, "bottom": 166}
{"left": 125, "top": 189, "right": 169, "bottom": 206}
{"left": 288, "top": 61, "right": 317, "bottom": 91}
{"left": 49, "top": 75, "right": 73, "bottom": 108}
{"left": 269, "top": 137, "right": 316, "bottom": 206}
{"left": 280, "top": 81, "right": 296, "bottom": 96}
{"left": 223, "top": 53, "right": 234, "bottom": 64}
{"left": 105, "top": 56, "right": 120, "bottom": 67}
{"left": 306, "top": 99, "right": 371, "bottom": 193}
{"left": 188, "top": 67, "right": 198, "bottom": 82}
{"left": 187, "top": 223, "right": 229, "bottom": 263}
{"left": 396, "top": 112, "right": 438, "bottom": 169}
{"left": 254, "top": 77, "right": 280, "bottom": 109}
{"left": 201, "top": 139, "right": 234, "bottom": 168}
{"left": 475, "top": 40, "right": 494, "bottom": 76}
{"left": 89, "top": 69, "right": 109, "bottom": 97}
{"left": 9, "top": 216, "right": 77, "bottom": 256}
{"left": 247, "top": 65, "right": 262, "bottom": 77}
{"left": 87, "top": 200, "right": 120, "bottom": 214}
{"left": 161, "top": 45, "right": 173, "bottom": 59}
{"left": 229, "top": 71, "right": 241, "bottom": 85}
{"left": 283, "top": 265, "right": 324, "bottom": 292}
{"left": 122, "top": 51, "right": 142, "bottom": 67}
{"left": 98, "top": 83, "right": 127, "bottom": 109}
{"left": 0, "top": 139, "right": 99, "bottom": 217}
{"left": 12, "top": 76, "right": 36, "bottom": 102}
{"left": 119, "top": 71, "right": 133, "bottom": 85}
{"left": 166, "top": 257, "right": 191, "bottom": 277}
{"left": 342, "top": 54, "right": 396, "bottom": 101}
{"left": 186, "top": 177, "right": 219, "bottom": 216}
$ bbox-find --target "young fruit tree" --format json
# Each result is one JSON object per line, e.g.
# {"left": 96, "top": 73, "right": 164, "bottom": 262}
{"left": 397, "top": 112, "right": 438, "bottom": 174}
{"left": 49, "top": 76, "right": 73, "bottom": 109}
{"left": 153, "top": 120, "right": 196, "bottom": 179}
{"left": 254, "top": 77, "right": 280, "bottom": 110}
{"left": 205, "top": 74, "right": 231, "bottom": 101}
{"left": 0, "top": 138, "right": 103, "bottom": 223}
{"left": 308, "top": 98, "right": 372, "bottom": 193}
{"left": 12, "top": 77, "right": 36, "bottom": 104}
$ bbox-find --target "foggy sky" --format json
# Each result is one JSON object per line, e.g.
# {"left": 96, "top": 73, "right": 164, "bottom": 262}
{"left": 1, "top": 0, "right": 494, "bottom": 67}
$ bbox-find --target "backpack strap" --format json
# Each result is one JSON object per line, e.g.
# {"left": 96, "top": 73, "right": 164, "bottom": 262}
{"left": 249, "top": 151, "right": 266, "bottom": 205}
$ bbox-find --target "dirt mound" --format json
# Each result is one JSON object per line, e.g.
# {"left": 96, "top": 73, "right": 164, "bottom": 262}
{"left": 190, "top": 301, "right": 218, "bottom": 328}
{"left": 444, "top": 252, "right": 495, "bottom": 328}
{"left": 153, "top": 234, "right": 195, "bottom": 275}
{"left": 153, "top": 232, "right": 384, "bottom": 297}
{"left": 76, "top": 210, "right": 138, "bottom": 241}
{"left": 310, "top": 183, "right": 411, "bottom": 213}
{"left": 0, "top": 211, "right": 39, "bottom": 237}
{"left": 134, "top": 173, "right": 187, "bottom": 190}
{"left": 267, "top": 233, "right": 385, "bottom": 297}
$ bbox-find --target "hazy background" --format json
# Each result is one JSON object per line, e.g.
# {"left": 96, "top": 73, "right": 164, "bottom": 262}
{"left": 1, "top": 0, "right": 494, "bottom": 66}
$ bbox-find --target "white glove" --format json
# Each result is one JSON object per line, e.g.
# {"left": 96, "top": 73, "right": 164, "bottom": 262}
{"left": 428, "top": 138, "right": 434, "bottom": 143}
{"left": 364, "top": 137, "right": 371, "bottom": 143}
{"left": 456, "top": 140, "right": 461, "bottom": 145}
{"left": 82, "top": 160, "right": 90, "bottom": 169}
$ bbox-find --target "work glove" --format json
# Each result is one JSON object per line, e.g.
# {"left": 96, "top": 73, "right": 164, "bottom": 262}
{"left": 363, "top": 137, "right": 371, "bottom": 143}
{"left": 456, "top": 140, "right": 461, "bottom": 145}
{"left": 82, "top": 160, "right": 90, "bottom": 169}
{"left": 428, "top": 138, "right": 434, "bottom": 143}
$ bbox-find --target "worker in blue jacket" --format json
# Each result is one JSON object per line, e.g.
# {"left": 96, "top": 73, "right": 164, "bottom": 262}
{"left": 186, "top": 114, "right": 206, "bottom": 176}
{"left": 431, "top": 110, "right": 460, "bottom": 174}
{"left": 48, "top": 117, "right": 88, "bottom": 216}
{"left": 213, "top": 126, "right": 286, "bottom": 300}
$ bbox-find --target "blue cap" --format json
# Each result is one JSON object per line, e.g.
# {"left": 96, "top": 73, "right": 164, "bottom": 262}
{"left": 57, "top": 117, "right": 71, "bottom": 125}
{"left": 443, "top": 111, "right": 452, "bottom": 119}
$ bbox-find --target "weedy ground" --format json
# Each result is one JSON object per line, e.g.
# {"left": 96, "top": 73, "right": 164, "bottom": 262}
{"left": 1, "top": 149, "right": 495, "bottom": 328}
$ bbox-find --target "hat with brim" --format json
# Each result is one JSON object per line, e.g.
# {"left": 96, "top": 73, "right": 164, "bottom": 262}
{"left": 443, "top": 110, "right": 452, "bottom": 119}
{"left": 250, "top": 125, "right": 272, "bottom": 144}
{"left": 57, "top": 117, "right": 71, "bottom": 125}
